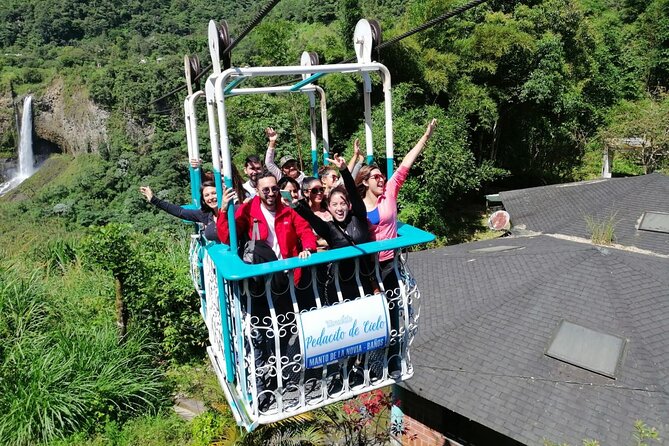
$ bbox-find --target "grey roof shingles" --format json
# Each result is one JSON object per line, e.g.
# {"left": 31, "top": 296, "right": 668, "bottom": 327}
{"left": 403, "top": 235, "right": 669, "bottom": 446}
{"left": 499, "top": 173, "right": 669, "bottom": 255}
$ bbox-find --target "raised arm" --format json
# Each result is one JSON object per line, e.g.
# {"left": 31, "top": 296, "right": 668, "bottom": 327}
{"left": 264, "top": 127, "right": 282, "bottom": 180}
{"left": 347, "top": 138, "right": 362, "bottom": 171}
{"left": 327, "top": 153, "right": 366, "bottom": 219}
{"left": 293, "top": 201, "right": 333, "bottom": 242}
{"left": 350, "top": 158, "right": 363, "bottom": 180}
{"left": 140, "top": 186, "right": 208, "bottom": 223}
{"left": 399, "top": 118, "right": 437, "bottom": 170}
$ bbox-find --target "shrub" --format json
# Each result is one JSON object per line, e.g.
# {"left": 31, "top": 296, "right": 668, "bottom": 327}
{"left": 80, "top": 224, "right": 207, "bottom": 362}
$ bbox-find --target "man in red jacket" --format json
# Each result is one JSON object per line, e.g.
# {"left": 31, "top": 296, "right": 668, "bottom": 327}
{"left": 217, "top": 172, "right": 317, "bottom": 411}
{"left": 217, "top": 172, "right": 317, "bottom": 280}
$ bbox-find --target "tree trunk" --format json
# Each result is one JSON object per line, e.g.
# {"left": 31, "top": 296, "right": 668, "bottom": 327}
{"left": 115, "top": 277, "right": 127, "bottom": 338}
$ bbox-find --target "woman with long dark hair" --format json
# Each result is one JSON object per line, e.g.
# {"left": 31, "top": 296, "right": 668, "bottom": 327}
{"left": 140, "top": 180, "right": 220, "bottom": 242}
{"left": 290, "top": 153, "right": 377, "bottom": 302}
{"left": 355, "top": 119, "right": 436, "bottom": 375}
{"left": 140, "top": 161, "right": 246, "bottom": 242}
{"left": 355, "top": 119, "right": 437, "bottom": 289}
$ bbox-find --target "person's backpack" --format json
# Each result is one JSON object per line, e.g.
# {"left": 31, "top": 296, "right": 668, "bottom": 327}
{"left": 241, "top": 219, "right": 288, "bottom": 292}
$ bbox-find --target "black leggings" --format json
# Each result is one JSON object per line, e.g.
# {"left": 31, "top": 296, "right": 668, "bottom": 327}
{"left": 380, "top": 257, "right": 402, "bottom": 373}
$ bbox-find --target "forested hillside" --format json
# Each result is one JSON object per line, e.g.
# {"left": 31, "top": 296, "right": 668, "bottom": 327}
{"left": 0, "top": 0, "right": 668, "bottom": 444}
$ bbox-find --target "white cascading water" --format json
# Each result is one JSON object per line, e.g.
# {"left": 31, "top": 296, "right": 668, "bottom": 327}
{"left": 0, "top": 95, "right": 35, "bottom": 195}
{"left": 17, "top": 95, "right": 35, "bottom": 179}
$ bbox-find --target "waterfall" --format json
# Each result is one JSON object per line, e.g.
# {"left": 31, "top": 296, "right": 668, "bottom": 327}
{"left": 0, "top": 95, "right": 35, "bottom": 196}
{"left": 18, "top": 95, "right": 35, "bottom": 179}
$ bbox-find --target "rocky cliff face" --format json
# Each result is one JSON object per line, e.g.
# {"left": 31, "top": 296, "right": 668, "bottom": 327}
{"left": 0, "top": 92, "right": 17, "bottom": 152}
{"left": 34, "top": 77, "right": 109, "bottom": 155}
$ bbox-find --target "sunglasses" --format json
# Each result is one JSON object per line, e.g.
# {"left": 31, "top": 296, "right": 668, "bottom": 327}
{"left": 309, "top": 187, "right": 325, "bottom": 195}
{"left": 370, "top": 173, "right": 386, "bottom": 182}
{"left": 261, "top": 186, "right": 279, "bottom": 196}
{"left": 329, "top": 174, "right": 340, "bottom": 181}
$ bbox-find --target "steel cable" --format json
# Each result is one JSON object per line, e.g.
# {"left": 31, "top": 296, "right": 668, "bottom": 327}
{"left": 268, "top": 0, "right": 490, "bottom": 87}
{"left": 149, "top": 0, "right": 282, "bottom": 106}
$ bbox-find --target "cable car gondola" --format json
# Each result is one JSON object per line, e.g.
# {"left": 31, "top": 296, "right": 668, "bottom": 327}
{"left": 183, "top": 18, "right": 434, "bottom": 431}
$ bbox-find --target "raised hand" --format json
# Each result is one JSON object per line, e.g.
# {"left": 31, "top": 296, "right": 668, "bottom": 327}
{"left": 265, "top": 127, "right": 278, "bottom": 146}
{"left": 400, "top": 118, "right": 438, "bottom": 169}
{"left": 139, "top": 186, "right": 153, "bottom": 201}
{"left": 281, "top": 193, "right": 299, "bottom": 209}
{"left": 326, "top": 153, "right": 347, "bottom": 170}
{"left": 424, "top": 118, "right": 437, "bottom": 139}
{"left": 220, "top": 187, "right": 237, "bottom": 210}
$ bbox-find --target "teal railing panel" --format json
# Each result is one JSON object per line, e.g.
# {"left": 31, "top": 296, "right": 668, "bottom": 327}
{"left": 205, "top": 222, "right": 434, "bottom": 281}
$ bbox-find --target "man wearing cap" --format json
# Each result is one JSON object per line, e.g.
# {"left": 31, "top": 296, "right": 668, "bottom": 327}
{"left": 264, "top": 127, "right": 306, "bottom": 186}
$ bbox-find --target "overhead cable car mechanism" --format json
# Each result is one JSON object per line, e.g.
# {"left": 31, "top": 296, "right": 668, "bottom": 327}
{"left": 183, "top": 19, "right": 434, "bottom": 430}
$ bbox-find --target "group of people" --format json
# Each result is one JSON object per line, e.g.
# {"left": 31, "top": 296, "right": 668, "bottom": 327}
{"left": 141, "top": 118, "right": 437, "bottom": 299}
{"left": 141, "top": 119, "right": 436, "bottom": 408}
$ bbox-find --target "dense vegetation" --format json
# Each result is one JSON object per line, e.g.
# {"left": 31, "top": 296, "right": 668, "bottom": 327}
{"left": 1, "top": 0, "right": 668, "bottom": 443}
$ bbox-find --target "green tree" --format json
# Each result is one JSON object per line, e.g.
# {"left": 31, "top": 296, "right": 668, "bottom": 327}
{"left": 601, "top": 93, "right": 669, "bottom": 173}
{"left": 636, "top": 0, "right": 669, "bottom": 89}
{"left": 338, "top": 0, "right": 362, "bottom": 44}
{"left": 80, "top": 223, "right": 134, "bottom": 337}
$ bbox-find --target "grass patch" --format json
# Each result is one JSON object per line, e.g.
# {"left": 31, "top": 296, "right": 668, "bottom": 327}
{"left": 51, "top": 412, "right": 192, "bottom": 446}
{"left": 585, "top": 214, "right": 617, "bottom": 245}
{"left": 0, "top": 148, "right": 15, "bottom": 159}
{"left": 167, "top": 362, "right": 227, "bottom": 406}
{"left": 0, "top": 267, "right": 169, "bottom": 445}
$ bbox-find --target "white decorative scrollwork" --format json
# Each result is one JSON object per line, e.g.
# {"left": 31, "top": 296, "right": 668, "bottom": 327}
{"left": 203, "top": 251, "right": 226, "bottom": 375}
{"left": 189, "top": 235, "right": 203, "bottom": 298}
{"left": 202, "top": 251, "right": 422, "bottom": 425}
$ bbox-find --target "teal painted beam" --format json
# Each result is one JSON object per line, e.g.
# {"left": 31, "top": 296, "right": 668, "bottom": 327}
{"left": 289, "top": 72, "right": 326, "bottom": 91}
{"left": 224, "top": 77, "right": 247, "bottom": 94}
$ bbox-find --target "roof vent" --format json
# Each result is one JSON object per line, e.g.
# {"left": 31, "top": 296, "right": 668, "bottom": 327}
{"left": 546, "top": 320, "right": 626, "bottom": 379}
{"left": 637, "top": 211, "right": 669, "bottom": 234}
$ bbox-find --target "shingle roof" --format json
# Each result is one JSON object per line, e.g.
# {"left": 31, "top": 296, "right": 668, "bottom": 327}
{"left": 403, "top": 235, "right": 669, "bottom": 446}
{"left": 499, "top": 173, "right": 669, "bottom": 255}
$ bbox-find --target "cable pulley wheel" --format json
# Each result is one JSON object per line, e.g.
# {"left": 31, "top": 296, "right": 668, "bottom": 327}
{"left": 190, "top": 55, "right": 202, "bottom": 91}
{"left": 368, "top": 19, "right": 382, "bottom": 60}
{"left": 184, "top": 55, "right": 202, "bottom": 95}
{"left": 369, "top": 19, "right": 382, "bottom": 46}
{"left": 208, "top": 20, "right": 232, "bottom": 74}
{"left": 217, "top": 20, "right": 232, "bottom": 69}
{"left": 184, "top": 54, "right": 194, "bottom": 95}
{"left": 300, "top": 51, "right": 320, "bottom": 80}
{"left": 353, "top": 19, "right": 382, "bottom": 64}
{"left": 208, "top": 20, "right": 222, "bottom": 74}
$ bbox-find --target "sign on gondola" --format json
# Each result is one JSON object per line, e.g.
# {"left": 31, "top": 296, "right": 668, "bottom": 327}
{"left": 298, "top": 293, "right": 390, "bottom": 368}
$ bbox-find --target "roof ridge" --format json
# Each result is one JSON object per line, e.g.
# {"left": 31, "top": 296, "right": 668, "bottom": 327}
{"left": 546, "top": 233, "right": 669, "bottom": 259}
